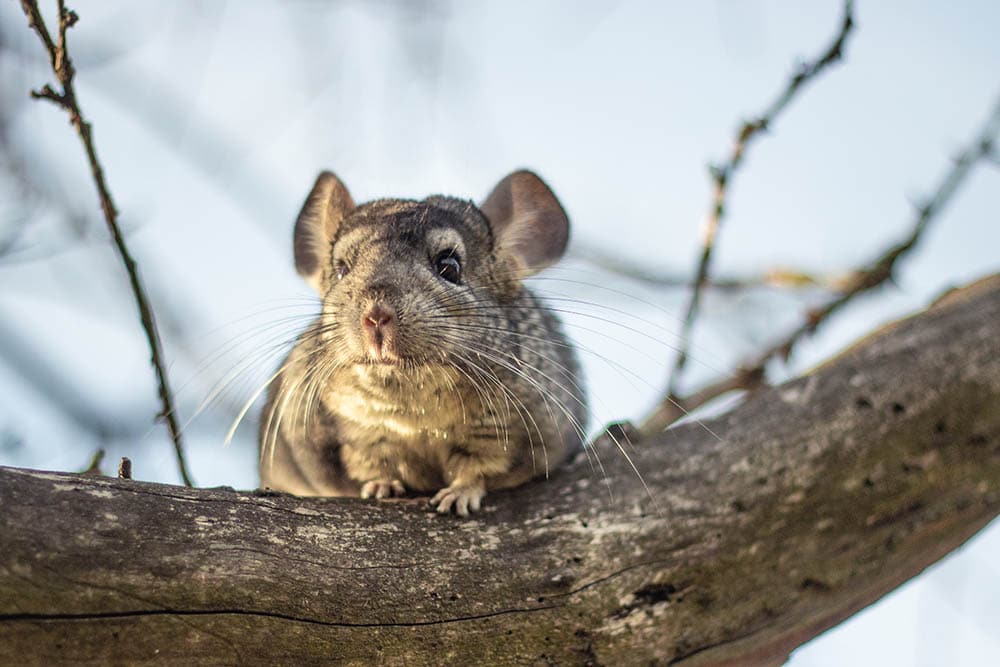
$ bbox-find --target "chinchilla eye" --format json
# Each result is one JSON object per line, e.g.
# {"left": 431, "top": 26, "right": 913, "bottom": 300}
{"left": 335, "top": 260, "right": 349, "bottom": 280}
{"left": 434, "top": 250, "right": 461, "bottom": 284}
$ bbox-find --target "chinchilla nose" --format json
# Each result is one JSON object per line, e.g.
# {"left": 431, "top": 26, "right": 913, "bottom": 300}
{"left": 363, "top": 304, "right": 394, "bottom": 331}
{"left": 361, "top": 303, "right": 398, "bottom": 361}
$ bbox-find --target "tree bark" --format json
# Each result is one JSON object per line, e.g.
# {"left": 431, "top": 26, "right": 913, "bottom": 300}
{"left": 2, "top": 276, "right": 999, "bottom": 666}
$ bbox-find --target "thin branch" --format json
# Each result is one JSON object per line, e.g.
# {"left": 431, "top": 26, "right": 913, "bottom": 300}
{"left": 80, "top": 448, "right": 104, "bottom": 475}
{"left": 986, "top": 147, "right": 1000, "bottom": 168}
{"left": 0, "top": 313, "right": 149, "bottom": 440}
{"left": 0, "top": 214, "right": 33, "bottom": 260}
{"left": 571, "top": 242, "right": 850, "bottom": 292}
{"left": 666, "top": 0, "right": 855, "bottom": 398}
{"left": 643, "top": 94, "right": 1000, "bottom": 434}
{"left": 18, "top": 0, "right": 194, "bottom": 486}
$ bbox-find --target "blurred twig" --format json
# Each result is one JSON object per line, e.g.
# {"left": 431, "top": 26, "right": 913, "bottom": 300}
{"left": 80, "top": 447, "right": 104, "bottom": 475}
{"left": 0, "top": 215, "right": 31, "bottom": 259}
{"left": 18, "top": 0, "right": 194, "bottom": 486}
{"left": 572, "top": 242, "right": 850, "bottom": 291}
{"left": 0, "top": 313, "right": 148, "bottom": 440}
{"left": 666, "top": 0, "right": 855, "bottom": 398}
{"left": 643, "top": 94, "right": 1000, "bottom": 434}
{"left": 986, "top": 147, "right": 1000, "bottom": 168}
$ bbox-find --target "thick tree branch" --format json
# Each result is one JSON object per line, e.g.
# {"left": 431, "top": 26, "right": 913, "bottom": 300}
{"left": 1, "top": 274, "right": 998, "bottom": 665}
{"left": 667, "top": 0, "right": 855, "bottom": 398}
{"left": 17, "top": 0, "right": 193, "bottom": 486}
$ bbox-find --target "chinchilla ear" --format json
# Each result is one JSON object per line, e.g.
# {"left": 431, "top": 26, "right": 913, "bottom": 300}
{"left": 293, "top": 171, "right": 355, "bottom": 291}
{"left": 480, "top": 169, "right": 569, "bottom": 278}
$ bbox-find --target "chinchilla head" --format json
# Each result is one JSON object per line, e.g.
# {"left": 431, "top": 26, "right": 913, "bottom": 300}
{"left": 291, "top": 169, "right": 571, "bottom": 371}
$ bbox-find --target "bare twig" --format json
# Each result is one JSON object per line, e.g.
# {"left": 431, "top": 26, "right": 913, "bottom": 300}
{"left": 0, "top": 216, "right": 32, "bottom": 260}
{"left": 985, "top": 147, "right": 1000, "bottom": 168}
{"left": 572, "top": 242, "right": 851, "bottom": 292}
{"left": 0, "top": 313, "right": 148, "bottom": 440}
{"left": 80, "top": 448, "right": 104, "bottom": 475}
{"left": 18, "top": 0, "right": 194, "bottom": 486}
{"left": 666, "top": 0, "right": 855, "bottom": 398}
{"left": 643, "top": 94, "right": 1000, "bottom": 434}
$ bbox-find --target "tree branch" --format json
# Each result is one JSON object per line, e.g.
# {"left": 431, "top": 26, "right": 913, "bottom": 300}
{"left": 570, "top": 242, "right": 847, "bottom": 292}
{"left": 644, "top": 93, "right": 1000, "bottom": 434}
{"left": 17, "top": 0, "right": 193, "bottom": 486}
{"left": 667, "top": 0, "right": 855, "bottom": 398}
{"left": 1, "top": 274, "right": 998, "bottom": 664}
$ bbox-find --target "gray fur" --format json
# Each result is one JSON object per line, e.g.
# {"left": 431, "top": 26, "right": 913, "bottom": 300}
{"left": 260, "top": 171, "right": 587, "bottom": 516}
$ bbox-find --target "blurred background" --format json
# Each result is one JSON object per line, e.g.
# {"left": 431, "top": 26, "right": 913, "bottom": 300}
{"left": 1, "top": 1, "right": 998, "bottom": 663}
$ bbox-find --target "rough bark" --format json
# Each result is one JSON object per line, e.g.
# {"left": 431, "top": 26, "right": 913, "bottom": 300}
{"left": 1, "top": 276, "right": 999, "bottom": 666}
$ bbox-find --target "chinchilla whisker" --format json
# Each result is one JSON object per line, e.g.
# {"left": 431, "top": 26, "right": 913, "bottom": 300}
{"left": 443, "top": 352, "right": 510, "bottom": 451}
{"left": 227, "top": 360, "right": 293, "bottom": 448}
{"left": 452, "top": 349, "right": 528, "bottom": 451}
{"left": 439, "top": 300, "right": 691, "bottom": 360}
{"left": 451, "top": 349, "right": 519, "bottom": 452}
{"left": 490, "top": 273, "right": 739, "bottom": 375}
{"left": 302, "top": 358, "right": 343, "bottom": 438}
{"left": 443, "top": 343, "right": 547, "bottom": 474}
{"left": 412, "top": 329, "right": 509, "bottom": 441}
{"left": 432, "top": 321, "right": 640, "bottom": 458}
{"left": 434, "top": 278, "right": 728, "bottom": 377}
{"left": 265, "top": 360, "right": 317, "bottom": 470}
{"left": 188, "top": 333, "right": 303, "bottom": 424}
{"left": 180, "top": 306, "right": 332, "bottom": 393}
{"left": 432, "top": 323, "right": 587, "bottom": 411}
{"left": 440, "top": 333, "right": 593, "bottom": 481}
{"left": 431, "top": 320, "right": 653, "bottom": 403}
{"left": 427, "top": 297, "right": 631, "bottom": 476}
{"left": 441, "top": 318, "right": 723, "bottom": 445}
{"left": 248, "top": 340, "right": 346, "bottom": 456}
{"left": 294, "top": 345, "right": 343, "bottom": 435}
{"left": 444, "top": 333, "right": 656, "bottom": 508}
{"left": 436, "top": 301, "right": 732, "bottom": 406}
{"left": 471, "top": 349, "right": 600, "bottom": 492}
{"left": 186, "top": 320, "right": 341, "bottom": 431}
{"left": 431, "top": 363, "right": 468, "bottom": 425}
{"left": 293, "top": 354, "right": 334, "bottom": 437}
{"left": 183, "top": 302, "right": 323, "bottom": 381}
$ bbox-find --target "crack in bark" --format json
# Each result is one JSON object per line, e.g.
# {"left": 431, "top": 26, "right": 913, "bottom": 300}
{"left": 554, "top": 558, "right": 674, "bottom": 600}
{"left": 0, "top": 603, "right": 559, "bottom": 629}
{"left": 668, "top": 624, "right": 770, "bottom": 666}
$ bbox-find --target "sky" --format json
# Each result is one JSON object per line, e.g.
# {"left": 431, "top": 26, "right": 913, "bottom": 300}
{"left": 1, "top": 1, "right": 998, "bottom": 663}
